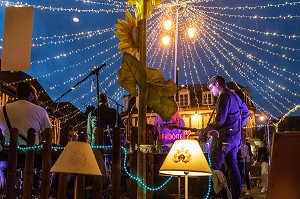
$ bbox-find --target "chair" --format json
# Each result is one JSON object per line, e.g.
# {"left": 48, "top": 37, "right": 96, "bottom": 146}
{"left": 249, "top": 164, "right": 261, "bottom": 188}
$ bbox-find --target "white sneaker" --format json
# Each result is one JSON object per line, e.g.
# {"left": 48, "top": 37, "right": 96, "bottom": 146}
{"left": 245, "top": 190, "right": 251, "bottom": 195}
{"left": 261, "top": 187, "right": 267, "bottom": 193}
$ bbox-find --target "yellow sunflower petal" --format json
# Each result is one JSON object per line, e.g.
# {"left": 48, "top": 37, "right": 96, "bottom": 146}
{"left": 125, "top": 10, "right": 136, "bottom": 27}
{"left": 119, "top": 42, "right": 131, "bottom": 49}
{"left": 116, "top": 19, "right": 132, "bottom": 30}
{"left": 115, "top": 8, "right": 139, "bottom": 55}
{"left": 126, "top": 0, "right": 139, "bottom": 6}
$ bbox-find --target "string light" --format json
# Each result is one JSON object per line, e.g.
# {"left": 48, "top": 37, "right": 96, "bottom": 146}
{"left": 31, "top": 35, "right": 117, "bottom": 64}
{"left": 1, "top": 0, "right": 299, "bottom": 128}
{"left": 3, "top": 143, "right": 173, "bottom": 191}
{"left": 0, "top": 1, "right": 128, "bottom": 13}
{"left": 190, "top": 1, "right": 300, "bottom": 11}
{"left": 32, "top": 28, "right": 116, "bottom": 47}
{"left": 201, "top": 23, "right": 295, "bottom": 115}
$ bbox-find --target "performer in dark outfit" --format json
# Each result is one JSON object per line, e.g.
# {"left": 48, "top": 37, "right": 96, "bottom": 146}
{"left": 206, "top": 75, "right": 250, "bottom": 199}
{"left": 87, "top": 93, "right": 124, "bottom": 145}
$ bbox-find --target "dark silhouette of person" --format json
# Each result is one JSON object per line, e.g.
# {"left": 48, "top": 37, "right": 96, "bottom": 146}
{"left": 87, "top": 93, "right": 124, "bottom": 146}
{"left": 237, "top": 133, "right": 252, "bottom": 196}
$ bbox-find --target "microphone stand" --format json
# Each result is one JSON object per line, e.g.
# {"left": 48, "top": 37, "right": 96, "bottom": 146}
{"left": 46, "top": 63, "right": 106, "bottom": 115}
{"left": 93, "top": 65, "right": 102, "bottom": 130}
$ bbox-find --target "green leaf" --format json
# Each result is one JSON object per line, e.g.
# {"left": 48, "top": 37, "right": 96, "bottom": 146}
{"left": 147, "top": 86, "right": 178, "bottom": 121}
{"left": 146, "top": 67, "right": 177, "bottom": 96}
{"left": 118, "top": 53, "right": 178, "bottom": 120}
{"left": 118, "top": 52, "right": 148, "bottom": 96}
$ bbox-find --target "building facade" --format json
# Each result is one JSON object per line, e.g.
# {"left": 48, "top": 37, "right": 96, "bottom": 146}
{"left": 122, "top": 82, "right": 256, "bottom": 139}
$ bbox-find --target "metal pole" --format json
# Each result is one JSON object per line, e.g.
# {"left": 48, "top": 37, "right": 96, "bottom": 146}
{"left": 178, "top": 176, "right": 181, "bottom": 199}
{"left": 174, "top": 5, "right": 179, "bottom": 101}
{"left": 185, "top": 173, "right": 188, "bottom": 199}
{"left": 266, "top": 118, "right": 271, "bottom": 166}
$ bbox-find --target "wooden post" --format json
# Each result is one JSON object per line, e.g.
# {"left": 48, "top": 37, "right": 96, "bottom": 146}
{"left": 57, "top": 130, "right": 69, "bottom": 199}
{"left": 40, "top": 128, "right": 52, "bottom": 199}
{"left": 22, "top": 128, "right": 36, "bottom": 199}
{"left": 6, "top": 128, "right": 19, "bottom": 199}
{"left": 137, "top": 1, "right": 148, "bottom": 198}
{"left": 93, "top": 128, "right": 104, "bottom": 198}
{"left": 76, "top": 131, "right": 87, "bottom": 199}
{"left": 130, "top": 127, "right": 138, "bottom": 199}
{"left": 111, "top": 127, "right": 121, "bottom": 199}
{"left": 57, "top": 173, "right": 68, "bottom": 199}
{"left": 146, "top": 125, "right": 154, "bottom": 199}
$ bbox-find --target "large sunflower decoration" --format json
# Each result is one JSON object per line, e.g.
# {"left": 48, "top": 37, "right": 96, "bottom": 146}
{"left": 115, "top": 1, "right": 165, "bottom": 56}
{"left": 115, "top": 10, "right": 138, "bottom": 57}
{"left": 118, "top": 53, "right": 178, "bottom": 121}
{"left": 127, "top": 0, "right": 165, "bottom": 21}
{"left": 116, "top": 0, "right": 177, "bottom": 121}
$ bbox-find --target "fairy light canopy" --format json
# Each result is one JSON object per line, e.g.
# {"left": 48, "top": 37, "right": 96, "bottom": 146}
{"left": 0, "top": 0, "right": 299, "bottom": 120}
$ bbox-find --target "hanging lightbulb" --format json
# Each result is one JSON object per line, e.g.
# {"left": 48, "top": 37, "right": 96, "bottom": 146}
{"left": 162, "top": 35, "right": 171, "bottom": 46}
{"left": 192, "top": 112, "right": 201, "bottom": 121}
{"left": 187, "top": 27, "right": 196, "bottom": 38}
{"left": 259, "top": 115, "right": 266, "bottom": 121}
{"left": 164, "top": 19, "right": 172, "bottom": 30}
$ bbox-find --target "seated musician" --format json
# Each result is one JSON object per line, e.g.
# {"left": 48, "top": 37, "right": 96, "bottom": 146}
{"left": 154, "top": 112, "right": 185, "bottom": 153}
{"left": 0, "top": 82, "right": 52, "bottom": 188}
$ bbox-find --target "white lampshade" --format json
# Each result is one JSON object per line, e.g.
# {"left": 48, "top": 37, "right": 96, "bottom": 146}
{"left": 159, "top": 139, "right": 212, "bottom": 176}
{"left": 51, "top": 141, "right": 102, "bottom": 176}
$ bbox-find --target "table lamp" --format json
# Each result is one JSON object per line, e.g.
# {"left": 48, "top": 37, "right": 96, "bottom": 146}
{"left": 159, "top": 139, "right": 212, "bottom": 199}
{"left": 51, "top": 141, "right": 102, "bottom": 198}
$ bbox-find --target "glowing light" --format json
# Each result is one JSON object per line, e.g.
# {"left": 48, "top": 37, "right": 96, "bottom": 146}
{"left": 73, "top": 17, "right": 79, "bottom": 22}
{"left": 162, "top": 35, "right": 171, "bottom": 45}
{"left": 187, "top": 27, "right": 196, "bottom": 38}
{"left": 163, "top": 19, "right": 172, "bottom": 30}
{"left": 259, "top": 115, "right": 266, "bottom": 121}
{"left": 192, "top": 112, "right": 201, "bottom": 121}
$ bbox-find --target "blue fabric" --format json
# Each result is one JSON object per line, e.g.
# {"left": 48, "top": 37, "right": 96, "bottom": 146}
{"left": 207, "top": 88, "right": 250, "bottom": 143}
{"left": 210, "top": 139, "right": 242, "bottom": 199}
{"left": 208, "top": 88, "right": 250, "bottom": 199}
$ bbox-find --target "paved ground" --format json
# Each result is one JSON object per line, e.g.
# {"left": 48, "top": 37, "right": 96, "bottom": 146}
{"left": 241, "top": 185, "right": 267, "bottom": 199}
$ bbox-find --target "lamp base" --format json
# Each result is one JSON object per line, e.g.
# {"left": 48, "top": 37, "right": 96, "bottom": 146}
{"left": 185, "top": 173, "right": 188, "bottom": 199}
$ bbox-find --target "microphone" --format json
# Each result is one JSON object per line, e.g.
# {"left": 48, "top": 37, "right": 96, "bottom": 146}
{"left": 90, "top": 79, "right": 95, "bottom": 92}
{"left": 91, "top": 63, "right": 106, "bottom": 75}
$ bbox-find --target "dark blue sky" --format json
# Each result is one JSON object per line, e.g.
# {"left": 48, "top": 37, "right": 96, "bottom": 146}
{"left": 0, "top": 0, "right": 300, "bottom": 119}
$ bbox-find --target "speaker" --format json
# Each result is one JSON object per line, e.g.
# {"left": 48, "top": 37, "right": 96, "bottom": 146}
{"left": 267, "top": 132, "right": 300, "bottom": 199}
{"left": 153, "top": 154, "right": 210, "bottom": 199}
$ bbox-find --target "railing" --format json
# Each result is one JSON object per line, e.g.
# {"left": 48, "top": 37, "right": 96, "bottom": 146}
{"left": 0, "top": 127, "right": 123, "bottom": 199}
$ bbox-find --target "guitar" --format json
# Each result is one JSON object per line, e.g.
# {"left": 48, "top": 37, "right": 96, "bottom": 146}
{"left": 163, "top": 124, "right": 219, "bottom": 140}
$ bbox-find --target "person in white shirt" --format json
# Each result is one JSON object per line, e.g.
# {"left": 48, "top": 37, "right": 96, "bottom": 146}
{"left": 0, "top": 82, "right": 52, "bottom": 188}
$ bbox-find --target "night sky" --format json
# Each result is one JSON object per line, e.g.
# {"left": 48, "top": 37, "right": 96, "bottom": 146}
{"left": 0, "top": 0, "right": 300, "bottom": 120}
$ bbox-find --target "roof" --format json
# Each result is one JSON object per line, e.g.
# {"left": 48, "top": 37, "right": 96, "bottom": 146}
{"left": 180, "top": 82, "right": 254, "bottom": 108}
{"left": 0, "top": 71, "right": 86, "bottom": 130}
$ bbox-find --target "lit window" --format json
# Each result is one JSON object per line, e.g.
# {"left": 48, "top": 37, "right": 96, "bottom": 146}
{"left": 178, "top": 89, "right": 190, "bottom": 107}
{"left": 244, "top": 92, "right": 251, "bottom": 105}
{"left": 203, "top": 92, "right": 213, "bottom": 105}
